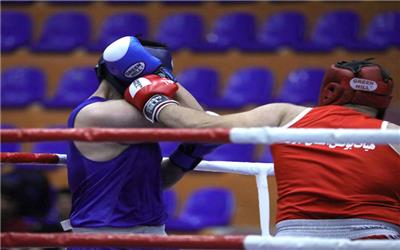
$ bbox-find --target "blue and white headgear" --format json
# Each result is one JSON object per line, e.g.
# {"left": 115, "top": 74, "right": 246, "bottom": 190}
{"left": 95, "top": 36, "right": 174, "bottom": 95}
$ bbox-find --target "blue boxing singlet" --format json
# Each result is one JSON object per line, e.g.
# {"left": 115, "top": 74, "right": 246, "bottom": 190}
{"left": 67, "top": 96, "right": 167, "bottom": 228}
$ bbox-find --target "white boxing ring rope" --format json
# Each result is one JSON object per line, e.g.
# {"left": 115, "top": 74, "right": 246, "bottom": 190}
{"left": 230, "top": 127, "right": 400, "bottom": 144}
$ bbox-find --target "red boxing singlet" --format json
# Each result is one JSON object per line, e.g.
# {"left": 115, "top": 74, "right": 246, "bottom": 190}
{"left": 271, "top": 105, "right": 400, "bottom": 226}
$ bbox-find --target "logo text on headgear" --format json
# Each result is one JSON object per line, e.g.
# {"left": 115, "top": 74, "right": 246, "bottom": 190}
{"left": 349, "top": 78, "right": 377, "bottom": 92}
{"left": 124, "top": 62, "right": 145, "bottom": 78}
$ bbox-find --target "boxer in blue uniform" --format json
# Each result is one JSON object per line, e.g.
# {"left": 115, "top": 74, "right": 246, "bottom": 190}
{"left": 65, "top": 37, "right": 216, "bottom": 248}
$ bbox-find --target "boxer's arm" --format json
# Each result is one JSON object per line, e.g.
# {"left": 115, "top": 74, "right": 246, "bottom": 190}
{"left": 160, "top": 159, "right": 185, "bottom": 189}
{"left": 75, "top": 99, "right": 161, "bottom": 129}
{"left": 174, "top": 83, "right": 203, "bottom": 111}
{"left": 158, "top": 103, "right": 306, "bottom": 128}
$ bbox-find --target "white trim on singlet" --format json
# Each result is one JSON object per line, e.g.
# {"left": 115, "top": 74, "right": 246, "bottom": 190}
{"left": 381, "top": 121, "right": 389, "bottom": 129}
{"left": 61, "top": 219, "right": 167, "bottom": 235}
{"left": 381, "top": 120, "right": 400, "bottom": 155}
{"left": 282, "top": 108, "right": 312, "bottom": 128}
{"left": 275, "top": 218, "right": 400, "bottom": 239}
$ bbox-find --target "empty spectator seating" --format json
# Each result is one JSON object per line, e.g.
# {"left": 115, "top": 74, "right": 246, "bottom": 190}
{"left": 155, "top": 13, "right": 205, "bottom": 51}
{"left": 1, "top": 11, "right": 32, "bottom": 52}
{"left": 31, "top": 125, "right": 68, "bottom": 155}
{"left": 1, "top": 67, "right": 47, "bottom": 108}
{"left": 214, "top": 67, "right": 274, "bottom": 109}
{"left": 259, "top": 146, "right": 273, "bottom": 163}
{"left": 15, "top": 124, "right": 68, "bottom": 170}
{"left": 87, "top": 12, "right": 148, "bottom": 52}
{"left": 31, "top": 11, "right": 91, "bottom": 52}
{"left": 159, "top": 142, "right": 179, "bottom": 157}
{"left": 345, "top": 11, "right": 400, "bottom": 51}
{"left": 275, "top": 68, "right": 325, "bottom": 105}
{"left": 43, "top": 67, "right": 98, "bottom": 108}
{"left": 293, "top": 10, "right": 360, "bottom": 52}
{"left": 163, "top": 189, "right": 178, "bottom": 221}
{"left": 166, "top": 187, "right": 235, "bottom": 232}
{"left": 176, "top": 67, "right": 220, "bottom": 108}
{"left": 242, "top": 11, "right": 306, "bottom": 51}
{"left": 205, "top": 144, "right": 256, "bottom": 162}
{"left": 0, "top": 124, "right": 22, "bottom": 152}
{"left": 194, "top": 12, "right": 256, "bottom": 51}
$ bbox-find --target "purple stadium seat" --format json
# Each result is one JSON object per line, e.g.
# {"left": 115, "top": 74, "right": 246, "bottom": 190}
{"left": 345, "top": 11, "right": 400, "bottom": 51}
{"left": 1, "top": 11, "right": 32, "bottom": 52}
{"left": 43, "top": 67, "right": 98, "bottom": 109}
{"left": 176, "top": 67, "right": 220, "bottom": 108}
{"left": 45, "top": 0, "right": 92, "bottom": 4}
{"left": 159, "top": 142, "right": 180, "bottom": 157}
{"left": 155, "top": 13, "right": 204, "bottom": 51}
{"left": 87, "top": 12, "right": 148, "bottom": 52}
{"left": 214, "top": 67, "right": 274, "bottom": 109}
{"left": 275, "top": 68, "right": 325, "bottom": 105}
{"left": 1, "top": 67, "right": 46, "bottom": 108}
{"left": 31, "top": 11, "right": 91, "bottom": 52}
{"left": 16, "top": 125, "right": 67, "bottom": 170}
{"left": 241, "top": 11, "right": 306, "bottom": 51}
{"left": 0, "top": 124, "right": 22, "bottom": 152}
{"left": 194, "top": 12, "right": 256, "bottom": 51}
{"left": 32, "top": 126, "right": 68, "bottom": 155}
{"left": 163, "top": 189, "right": 178, "bottom": 220}
{"left": 259, "top": 146, "right": 273, "bottom": 163}
{"left": 293, "top": 10, "right": 360, "bottom": 52}
{"left": 204, "top": 144, "right": 256, "bottom": 162}
{"left": 106, "top": 0, "right": 148, "bottom": 4}
{"left": 1, "top": 1, "right": 34, "bottom": 4}
{"left": 166, "top": 187, "right": 235, "bottom": 232}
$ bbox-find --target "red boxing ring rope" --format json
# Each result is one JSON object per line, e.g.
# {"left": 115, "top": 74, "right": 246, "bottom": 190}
{"left": 2, "top": 127, "right": 399, "bottom": 144}
{"left": 2, "top": 233, "right": 400, "bottom": 249}
{"left": 1, "top": 233, "right": 245, "bottom": 249}
{"left": 1, "top": 152, "right": 64, "bottom": 164}
{"left": 0, "top": 128, "right": 230, "bottom": 143}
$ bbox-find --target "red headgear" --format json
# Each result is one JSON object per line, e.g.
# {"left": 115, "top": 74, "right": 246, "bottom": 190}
{"left": 318, "top": 58, "right": 394, "bottom": 119}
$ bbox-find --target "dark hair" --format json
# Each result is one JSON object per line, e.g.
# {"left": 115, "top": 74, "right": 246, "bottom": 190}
{"left": 1, "top": 170, "right": 52, "bottom": 217}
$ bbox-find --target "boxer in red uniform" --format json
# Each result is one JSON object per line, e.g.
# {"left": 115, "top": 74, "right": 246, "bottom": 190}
{"left": 124, "top": 58, "right": 400, "bottom": 239}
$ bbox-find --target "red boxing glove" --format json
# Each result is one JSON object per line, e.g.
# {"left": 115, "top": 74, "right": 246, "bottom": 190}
{"left": 124, "top": 74, "right": 179, "bottom": 123}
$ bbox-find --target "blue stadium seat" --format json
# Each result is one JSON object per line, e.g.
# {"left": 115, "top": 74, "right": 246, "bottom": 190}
{"left": 241, "top": 11, "right": 306, "bottom": 51}
{"left": 275, "top": 68, "right": 325, "bottom": 105}
{"left": 345, "top": 11, "right": 400, "bottom": 51}
{"left": 214, "top": 67, "right": 274, "bottom": 109}
{"left": 87, "top": 12, "right": 148, "bottom": 52}
{"left": 1, "top": 67, "right": 47, "bottom": 108}
{"left": 16, "top": 125, "right": 68, "bottom": 170}
{"left": 293, "top": 10, "right": 360, "bottom": 52}
{"left": 31, "top": 11, "right": 91, "bottom": 52}
{"left": 32, "top": 127, "right": 68, "bottom": 155}
{"left": 166, "top": 187, "right": 235, "bottom": 232}
{"left": 204, "top": 144, "right": 256, "bottom": 162}
{"left": 163, "top": 189, "right": 178, "bottom": 220}
{"left": 43, "top": 67, "right": 98, "bottom": 108}
{"left": 259, "top": 146, "right": 273, "bottom": 163}
{"left": 0, "top": 124, "right": 22, "bottom": 152}
{"left": 159, "top": 142, "right": 179, "bottom": 157}
{"left": 1, "top": 11, "right": 32, "bottom": 52}
{"left": 1, "top": 0, "right": 34, "bottom": 4}
{"left": 155, "top": 13, "right": 205, "bottom": 51}
{"left": 194, "top": 12, "right": 256, "bottom": 51}
{"left": 176, "top": 67, "right": 220, "bottom": 108}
